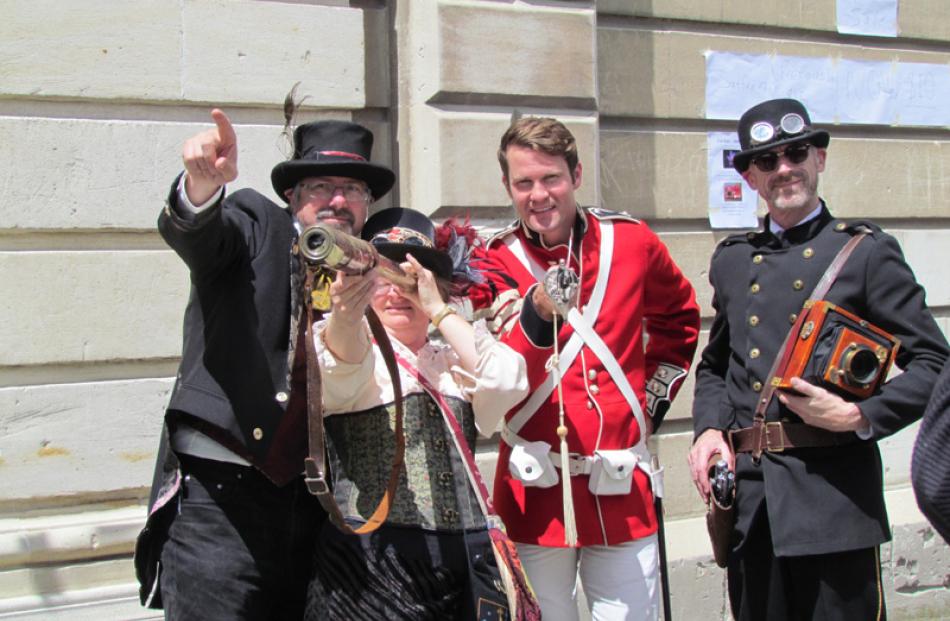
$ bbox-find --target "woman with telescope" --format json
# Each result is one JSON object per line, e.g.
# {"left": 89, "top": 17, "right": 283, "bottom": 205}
{"left": 303, "top": 207, "right": 529, "bottom": 620}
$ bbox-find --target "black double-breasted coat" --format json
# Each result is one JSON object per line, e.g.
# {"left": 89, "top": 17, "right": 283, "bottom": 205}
{"left": 693, "top": 204, "right": 948, "bottom": 557}
{"left": 156, "top": 178, "right": 304, "bottom": 473}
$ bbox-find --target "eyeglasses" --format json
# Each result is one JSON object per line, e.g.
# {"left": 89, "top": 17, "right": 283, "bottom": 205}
{"left": 750, "top": 144, "right": 811, "bottom": 173}
{"left": 298, "top": 181, "right": 370, "bottom": 204}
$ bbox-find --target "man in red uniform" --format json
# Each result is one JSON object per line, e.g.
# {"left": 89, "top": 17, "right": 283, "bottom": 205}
{"left": 473, "top": 117, "right": 700, "bottom": 620}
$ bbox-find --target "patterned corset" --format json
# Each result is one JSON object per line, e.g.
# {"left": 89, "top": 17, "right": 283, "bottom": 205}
{"left": 325, "top": 392, "right": 486, "bottom": 531}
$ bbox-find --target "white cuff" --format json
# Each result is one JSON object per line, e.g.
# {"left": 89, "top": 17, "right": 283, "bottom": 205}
{"left": 177, "top": 173, "right": 224, "bottom": 214}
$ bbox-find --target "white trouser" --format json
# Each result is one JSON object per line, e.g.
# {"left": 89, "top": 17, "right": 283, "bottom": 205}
{"left": 516, "top": 535, "right": 659, "bottom": 621}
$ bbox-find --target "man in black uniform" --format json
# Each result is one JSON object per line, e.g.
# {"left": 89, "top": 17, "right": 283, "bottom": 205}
{"left": 688, "top": 98, "right": 948, "bottom": 620}
{"left": 134, "top": 109, "right": 395, "bottom": 619}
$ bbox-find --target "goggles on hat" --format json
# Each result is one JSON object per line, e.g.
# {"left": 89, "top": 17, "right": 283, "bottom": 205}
{"left": 370, "top": 227, "right": 433, "bottom": 248}
{"left": 750, "top": 143, "right": 812, "bottom": 173}
{"left": 749, "top": 113, "right": 808, "bottom": 146}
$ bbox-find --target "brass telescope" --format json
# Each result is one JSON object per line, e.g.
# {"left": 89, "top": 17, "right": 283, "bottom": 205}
{"left": 298, "top": 224, "right": 417, "bottom": 292}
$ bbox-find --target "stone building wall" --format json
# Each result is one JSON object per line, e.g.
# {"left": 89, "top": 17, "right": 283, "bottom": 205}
{"left": 0, "top": 1, "right": 946, "bottom": 618}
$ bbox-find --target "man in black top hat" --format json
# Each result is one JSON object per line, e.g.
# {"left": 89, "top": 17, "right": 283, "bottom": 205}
{"left": 688, "top": 98, "right": 948, "bottom": 619}
{"left": 134, "top": 109, "right": 395, "bottom": 619}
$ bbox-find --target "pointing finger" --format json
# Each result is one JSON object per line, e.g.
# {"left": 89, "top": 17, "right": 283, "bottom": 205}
{"left": 211, "top": 109, "right": 236, "bottom": 147}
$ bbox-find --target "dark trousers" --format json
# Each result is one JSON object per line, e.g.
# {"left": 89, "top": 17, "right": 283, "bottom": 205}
{"left": 160, "top": 455, "right": 326, "bottom": 620}
{"left": 728, "top": 507, "right": 885, "bottom": 621}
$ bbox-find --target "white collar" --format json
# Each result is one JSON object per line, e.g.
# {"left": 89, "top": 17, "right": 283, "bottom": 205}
{"left": 769, "top": 203, "right": 822, "bottom": 236}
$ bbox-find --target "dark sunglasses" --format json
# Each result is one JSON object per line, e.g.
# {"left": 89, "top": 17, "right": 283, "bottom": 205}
{"left": 751, "top": 143, "right": 811, "bottom": 173}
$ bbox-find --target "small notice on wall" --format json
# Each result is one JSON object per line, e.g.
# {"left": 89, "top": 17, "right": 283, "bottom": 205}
{"left": 705, "top": 52, "right": 950, "bottom": 127}
{"left": 836, "top": 0, "right": 898, "bottom": 37}
{"left": 707, "top": 132, "right": 758, "bottom": 229}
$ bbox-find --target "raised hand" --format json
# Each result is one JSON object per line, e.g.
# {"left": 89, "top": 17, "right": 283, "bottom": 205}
{"left": 329, "top": 271, "right": 379, "bottom": 326}
{"left": 182, "top": 109, "right": 239, "bottom": 204}
{"left": 323, "top": 270, "right": 382, "bottom": 364}
{"left": 400, "top": 254, "right": 445, "bottom": 318}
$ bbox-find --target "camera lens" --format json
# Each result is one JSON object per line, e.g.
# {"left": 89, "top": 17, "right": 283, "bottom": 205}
{"left": 842, "top": 346, "right": 880, "bottom": 385}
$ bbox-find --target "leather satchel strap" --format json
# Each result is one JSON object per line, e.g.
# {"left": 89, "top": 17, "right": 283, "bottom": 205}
{"left": 303, "top": 267, "right": 406, "bottom": 534}
{"left": 747, "top": 230, "right": 868, "bottom": 460}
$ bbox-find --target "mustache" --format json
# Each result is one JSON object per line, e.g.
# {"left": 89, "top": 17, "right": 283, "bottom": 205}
{"left": 769, "top": 171, "right": 805, "bottom": 192}
{"left": 316, "top": 208, "right": 355, "bottom": 225}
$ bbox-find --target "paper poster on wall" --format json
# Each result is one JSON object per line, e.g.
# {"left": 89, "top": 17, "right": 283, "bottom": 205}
{"left": 705, "top": 52, "right": 950, "bottom": 127}
{"left": 707, "top": 132, "right": 758, "bottom": 229}
{"left": 837, "top": 0, "right": 898, "bottom": 37}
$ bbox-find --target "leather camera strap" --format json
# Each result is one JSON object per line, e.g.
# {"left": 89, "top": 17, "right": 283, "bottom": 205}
{"left": 746, "top": 229, "right": 868, "bottom": 460}
{"left": 302, "top": 268, "right": 406, "bottom": 534}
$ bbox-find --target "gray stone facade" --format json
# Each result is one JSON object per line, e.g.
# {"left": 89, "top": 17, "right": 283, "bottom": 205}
{"left": 1, "top": 1, "right": 947, "bottom": 618}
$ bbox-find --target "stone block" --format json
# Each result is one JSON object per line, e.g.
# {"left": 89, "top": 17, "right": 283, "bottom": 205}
{"left": 436, "top": 3, "right": 596, "bottom": 102}
{"left": 435, "top": 113, "right": 598, "bottom": 212}
{"left": 897, "top": 1, "right": 950, "bottom": 42}
{"left": 600, "top": 130, "right": 708, "bottom": 221}
{"left": 655, "top": 230, "right": 717, "bottom": 313}
{"left": 652, "top": 431, "right": 707, "bottom": 520}
{"left": 0, "top": 379, "right": 170, "bottom": 503}
{"left": 182, "top": 1, "right": 365, "bottom": 107}
{"left": 0, "top": 251, "right": 188, "bottom": 365}
{"left": 0, "top": 558, "right": 137, "bottom": 605}
{"left": 597, "top": 0, "right": 833, "bottom": 32}
{"left": 598, "top": 1, "right": 950, "bottom": 45}
{"left": 883, "top": 230, "right": 950, "bottom": 308}
{"left": 0, "top": 0, "right": 181, "bottom": 101}
{"left": 821, "top": 143, "right": 950, "bottom": 221}
{"left": 0, "top": 0, "right": 367, "bottom": 107}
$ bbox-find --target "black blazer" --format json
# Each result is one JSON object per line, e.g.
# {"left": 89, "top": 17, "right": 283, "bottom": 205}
{"left": 693, "top": 205, "right": 948, "bottom": 556}
{"left": 158, "top": 176, "right": 298, "bottom": 465}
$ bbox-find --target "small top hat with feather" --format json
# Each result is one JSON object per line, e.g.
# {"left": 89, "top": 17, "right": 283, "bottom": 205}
{"left": 361, "top": 208, "right": 453, "bottom": 281}
{"left": 271, "top": 120, "right": 395, "bottom": 201}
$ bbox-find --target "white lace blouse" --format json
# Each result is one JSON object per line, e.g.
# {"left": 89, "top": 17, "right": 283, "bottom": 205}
{"left": 314, "top": 318, "right": 528, "bottom": 437}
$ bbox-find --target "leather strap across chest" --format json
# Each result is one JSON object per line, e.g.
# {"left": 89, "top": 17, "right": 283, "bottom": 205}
{"left": 502, "top": 221, "right": 614, "bottom": 435}
{"left": 502, "top": 222, "right": 659, "bottom": 490}
{"left": 737, "top": 230, "right": 868, "bottom": 460}
{"left": 302, "top": 267, "right": 406, "bottom": 534}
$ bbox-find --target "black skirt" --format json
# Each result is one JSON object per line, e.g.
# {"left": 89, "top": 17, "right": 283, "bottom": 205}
{"left": 305, "top": 520, "right": 507, "bottom": 621}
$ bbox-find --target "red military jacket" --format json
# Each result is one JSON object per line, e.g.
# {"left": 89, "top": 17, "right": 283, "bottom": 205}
{"left": 472, "top": 207, "right": 700, "bottom": 547}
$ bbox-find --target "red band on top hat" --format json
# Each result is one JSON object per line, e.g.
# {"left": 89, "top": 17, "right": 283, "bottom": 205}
{"left": 319, "top": 150, "right": 366, "bottom": 161}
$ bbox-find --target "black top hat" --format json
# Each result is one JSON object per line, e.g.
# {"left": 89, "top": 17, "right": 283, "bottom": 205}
{"left": 361, "top": 208, "right": 453, "bottom": 281}
{"left": 732, "top": 98, "right": 830, "bottom": 173}
{"left": 271, "top": 120, "right": 396, "bottom": 201}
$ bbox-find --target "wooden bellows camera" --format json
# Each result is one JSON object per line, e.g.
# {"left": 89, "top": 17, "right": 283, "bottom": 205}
{"left": 774, "top": 300, "right": 900, "bottom": 399}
